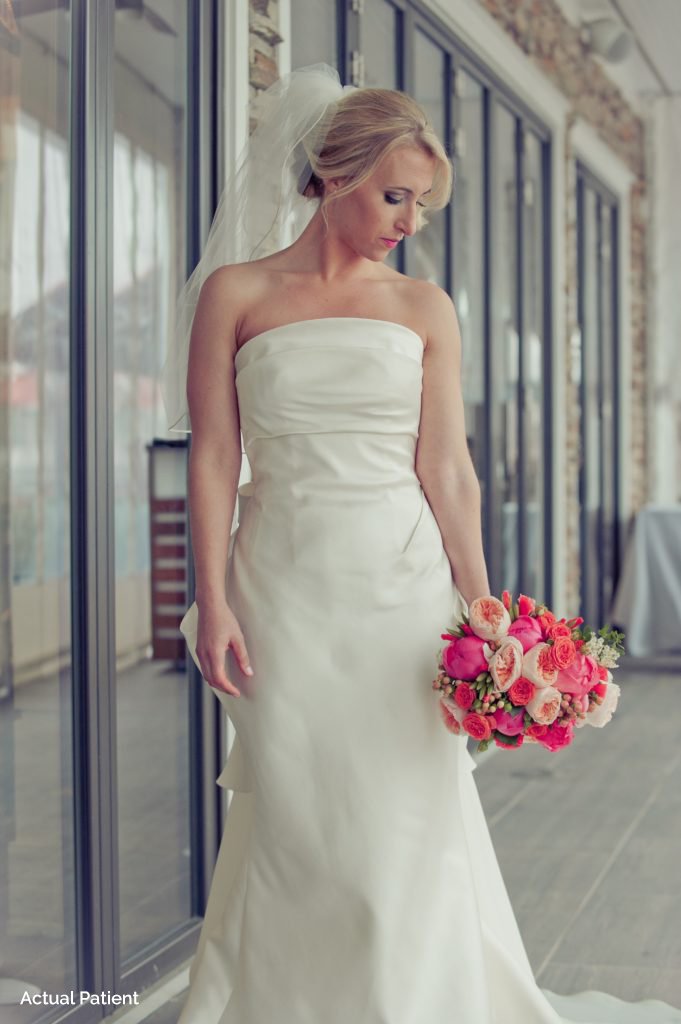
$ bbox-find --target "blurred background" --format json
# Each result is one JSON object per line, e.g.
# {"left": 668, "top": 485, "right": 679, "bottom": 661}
{"left": 0, "top": 0, "right": 680, "bottom": 1021}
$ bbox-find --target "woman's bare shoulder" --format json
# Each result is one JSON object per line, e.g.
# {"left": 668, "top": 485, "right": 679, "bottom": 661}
{"left": 202, "top": 260, "right": 274, "bottom": 296}
{"left": 200, "top": 261, "right": 278, "bottom": 324}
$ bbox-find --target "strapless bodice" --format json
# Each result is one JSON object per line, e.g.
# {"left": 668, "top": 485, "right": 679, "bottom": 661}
{"left": 233, "top": 317, "right": 425, "bottom": 508}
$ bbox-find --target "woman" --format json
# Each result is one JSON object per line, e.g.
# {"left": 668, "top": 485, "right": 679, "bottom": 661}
{"left": 166, "top": 66, "right": 680, "bottom": 1024}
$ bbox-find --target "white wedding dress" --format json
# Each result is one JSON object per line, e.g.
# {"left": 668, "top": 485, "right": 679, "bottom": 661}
{"left": 176, "top": 319, "right": 681, "bottom": 1024}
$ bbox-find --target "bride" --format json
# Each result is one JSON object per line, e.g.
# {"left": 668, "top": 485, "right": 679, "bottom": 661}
{"left": 163, "top": 65, "right": 681, "bottom": 1024}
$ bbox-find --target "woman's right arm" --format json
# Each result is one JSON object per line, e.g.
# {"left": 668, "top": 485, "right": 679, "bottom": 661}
{"left": 186, "top": 266, "right": 252, "bottom": 696}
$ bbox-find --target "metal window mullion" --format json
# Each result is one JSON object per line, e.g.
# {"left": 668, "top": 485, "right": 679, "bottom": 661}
{"left": 541, "top": 137, "right": 554, "bottom": 607}
{"left": 516, "top": 121, "right": 526, "bottom": 596}
{"left": 70, "top": 0, "right": 119, "bottom": 1005}
{"left": 606, "top": 203, "right": 618, "bottom": 593}
{"left": 185, "top": 0, "right": 223, "bottom": 920}
{"left": 576, "top": 173, "right": 588, "bottom": 619}
{"left": 483, "top": 89, "right": 499, "bottom": 592}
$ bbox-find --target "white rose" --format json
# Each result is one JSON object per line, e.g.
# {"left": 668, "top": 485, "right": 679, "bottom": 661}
{"left": 584, "top": 681, "right": 621, "bottom": 728}
{"left": 440, "top": 696, "right": 466, "bottom": 734}
{"left": 488, "top": 636, "right": 524, "bottom": 692}
{"left": 526, "top": 685, "right": 562, "bottom": 725}
{"left": 522, "top": 642, "right": 559, "bottom": 689}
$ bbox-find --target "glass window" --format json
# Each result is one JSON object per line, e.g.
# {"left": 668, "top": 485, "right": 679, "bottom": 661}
{"left": 577, "top": 172, "right": 619, "bottom": 625}
{"left": 0, "top": 2, "right": 77, "bottom": 1007}
{"left": 522, "top": 130, "right": 547, "bottom": 602}
{"left": 113, "top": 1, "right": 192, "bottom": 964}
{"left": 453, "top": 70, "right": 485, "bottom": 481}
{"left": 492, "top": 104, "right": 520, "bottom": 595}
{"left": 364, "top": 0, "right": 399, "bottom": 89}
{"left": 290, "top": 0, "right": 337, "bottom": 69}
{"left": 411, "top": 29, "right": 448, "bottom": 287}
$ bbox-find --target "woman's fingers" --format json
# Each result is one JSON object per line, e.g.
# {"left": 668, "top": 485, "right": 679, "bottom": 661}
{"left": 207, "top": 663, "right": 241, "bottom": 698}
{"left": 229, "top": 633, "right": 254, "bottom": 678}
{"left": 194, "top": 604, "right": 252, "bottom": 697}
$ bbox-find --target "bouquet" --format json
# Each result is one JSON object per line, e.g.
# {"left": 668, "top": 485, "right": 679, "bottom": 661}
{"left": 432, "top": 592, "right": 625, "bottom": 753}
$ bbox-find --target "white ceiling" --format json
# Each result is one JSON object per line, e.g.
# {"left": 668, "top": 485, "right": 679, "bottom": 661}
{"left": 553, "top": 0, "right": 681, "bottom": 110}
{"left": 613, "top": 0, "right": 681, "bottom": 94}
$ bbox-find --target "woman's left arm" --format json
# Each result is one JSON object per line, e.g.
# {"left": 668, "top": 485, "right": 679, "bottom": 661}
{"left": 414, "top": 282, "right": 491, "bottom": 607}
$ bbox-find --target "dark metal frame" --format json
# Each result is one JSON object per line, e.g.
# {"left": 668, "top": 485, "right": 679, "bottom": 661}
{"left": 575, "top": 162, "right": 621, "bottom": 626}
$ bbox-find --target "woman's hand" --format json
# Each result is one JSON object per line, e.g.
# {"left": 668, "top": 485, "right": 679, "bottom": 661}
{"left": 195, "top": 597, "right": 254, "bottom": 697}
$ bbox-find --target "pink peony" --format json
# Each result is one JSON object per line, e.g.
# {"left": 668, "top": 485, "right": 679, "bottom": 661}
{"left": 526, "top": 684, "right": 562, "bottom": 725}
{"left": 442, "top": 636, "right": 489, "bottom": 680}
{"left": 493, "top": 706, "right": 525, "bottom": 736}
{"left": 488, "top": 636, "right": 524, "bottom": 692}
{"left": 453, "top": 682, "right": 476, "bottom": 710}
{"left": 468, "top": 596, "right": 511, "bottom": 643}
{"left": 522, "top": 643, "right": 559, "bottom": 688}
{"left": 537, "top": 720, "right": 575, "bottom": 752}
{"left": 518, "top": 594, "right": 536, "bottom": 616}
{"left": 462, "top": 712, "right": 493, "bottom": 742}
{"left": 555, "top": 652, "right": 600, "bottom": 698}
{"left": 507, "top": 615, "right": 544, "bottom": 652}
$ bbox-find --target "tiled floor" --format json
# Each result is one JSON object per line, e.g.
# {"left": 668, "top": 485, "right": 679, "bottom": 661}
{"left": 133, "top": 655, "right": 681, "bottom": 1023}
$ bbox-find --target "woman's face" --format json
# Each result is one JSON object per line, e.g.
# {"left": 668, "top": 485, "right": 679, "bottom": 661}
{"left": 325, "top": 144, "right": 437, "bottom": 261}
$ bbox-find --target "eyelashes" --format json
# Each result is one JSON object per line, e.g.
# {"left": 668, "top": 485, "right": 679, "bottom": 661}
{"left": 385, "top": 193, "right": 427, "bottom": 208}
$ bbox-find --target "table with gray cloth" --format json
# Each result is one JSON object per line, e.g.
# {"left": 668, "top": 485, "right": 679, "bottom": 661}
{"left": 610, "top": 504, "right": 681, "bottom": 656}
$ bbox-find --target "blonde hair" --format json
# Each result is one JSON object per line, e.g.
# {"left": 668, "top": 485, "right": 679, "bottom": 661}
{"left": 300, "top": 88, "right": 453, "bottom": 231}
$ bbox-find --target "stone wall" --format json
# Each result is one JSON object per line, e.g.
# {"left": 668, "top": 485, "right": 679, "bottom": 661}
{"left": 248, "top": 0, "right": 281, "bottom": 126}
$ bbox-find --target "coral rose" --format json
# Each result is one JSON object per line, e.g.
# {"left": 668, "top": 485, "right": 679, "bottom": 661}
{"left": 522, "top": 643, "right": 559, "bottom": 688}
{"left": 442, "top": 635, "right": 489, "bottom": 680}
{"left": 546, "top": 621, "right": 573, "bottom": 640}
{"left": 584, "top": 681, "right": 621, "bottom": 728}
{"left": 550, "top": 636, "right": 577, "bottom": 670}
{"left": 468, "top": 596, "right": 511, "bottom": 643}
{"left": 526, "top": 722, "right": 548, "bottom": 740}
{"left": 537, "top": 721, "right": 575, "bottom": 752}
{"left": 555, "top": 652, "right": 600, "bottom": 698}
{"left": 462, "top": 712, "right": 493, "bottom": 742}
{"left": 440, "top": 697, "right": 465, "bottom": 734}
{"left": 492, "top": 706, "right": 525, "bottom": 736}
{"left": 507, "top": 615, "right": 544, "bottom": 653}
{"left": 507, "top": 677, "right": 536, "bottom": 706}
{"left": 495, "top": 733, "right": 525, "bottom": 749}
{"left": 454, "top": 682, "right": 476, "bottom": 710}
{"left": 488, "top": 636, "right": 524, "bottom": 692}
{"left": 525, "top": 685, "right": 562, "bottom": 725}
{"left": 536, "top": 611, "right": 556, "bottom": 636}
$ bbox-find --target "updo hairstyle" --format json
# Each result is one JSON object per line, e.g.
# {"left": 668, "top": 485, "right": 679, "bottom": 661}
{"left": 299, "top": 88, "right": 453, "bottom": 231}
